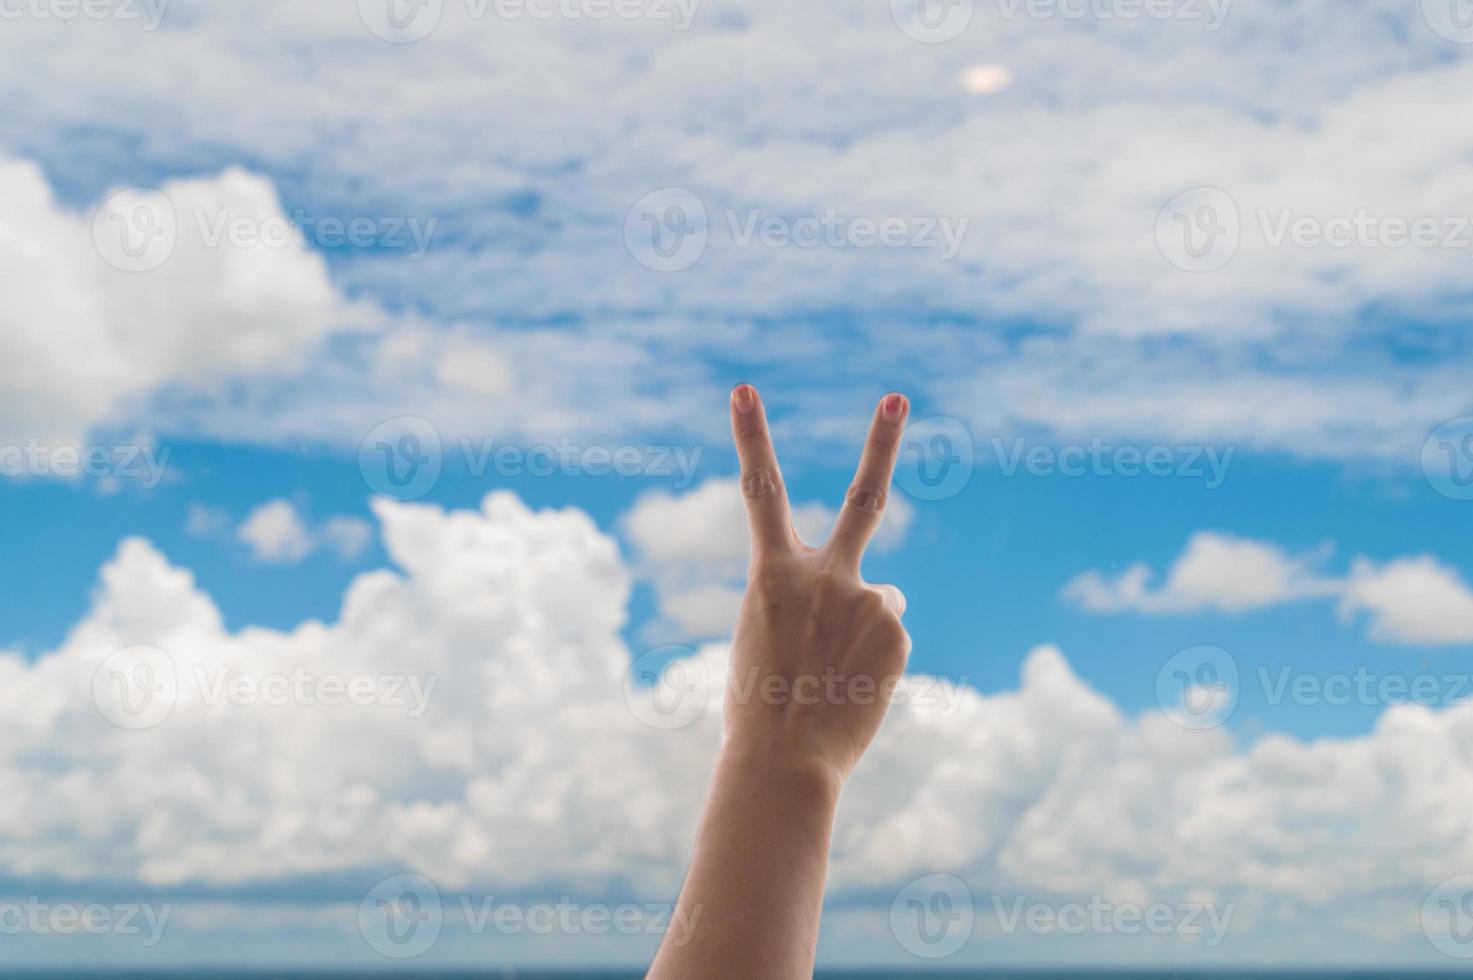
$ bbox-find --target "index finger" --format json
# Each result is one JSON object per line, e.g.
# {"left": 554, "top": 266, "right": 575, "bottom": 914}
{"left": 730, "top": 384, "right": 795, "bottom": 557}
{"left": 827, "top": 393, "right": 909, "bottom": 570}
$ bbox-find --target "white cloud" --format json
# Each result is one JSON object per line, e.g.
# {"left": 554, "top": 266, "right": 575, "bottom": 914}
{"left": 184, "top": 503, "right": 232, "bottom": 539}
{"left": 622, "top": 477, "right": 913, "bottom": 638}
{"left": 232, "top": 502, "right": 375, "bottom": 564}
{"left": 0, "top": 157, "right": 359, "bottom": 450}
{"left": 1067, "top": 532, "right": 1473, "bottom": 648}
{"left": 320, "top": 515, "right": 375, "bottom": 561}
{"left": 1340, "top": 556, "right": 1473, "bottom": 646}
{"left": 1, "top": 4, "right": 1472, "bottom": 465}
{"left": 1064, "top": 532, "right": 1336, "bottom": 615}
{"left": 2, "top": 492, "right": 1472, "bottom": 958}
{"left": 236, "top": 500, "right": 315, "bottom": 564}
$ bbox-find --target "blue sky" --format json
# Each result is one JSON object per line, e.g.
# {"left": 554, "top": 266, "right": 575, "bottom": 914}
{"left": 3, "top": 432, "right": 1464, "bottom": 743}
{"left": 5, "top": 0, "right": 1473, "bottom": 970}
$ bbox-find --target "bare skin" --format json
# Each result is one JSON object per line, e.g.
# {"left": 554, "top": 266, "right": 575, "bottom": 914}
{"left": 647, "top": 384, "right": 912, "bottom": 980}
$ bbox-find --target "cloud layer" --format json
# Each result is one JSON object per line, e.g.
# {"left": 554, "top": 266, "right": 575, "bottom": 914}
{"left": 3, "top": 3, "right": 1473, "bottom": 464}
{"left": 3, "top": 493, "right": 1471, "bottom": 959}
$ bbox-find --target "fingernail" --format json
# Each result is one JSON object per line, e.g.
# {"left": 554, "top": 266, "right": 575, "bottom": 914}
{"left": 732, "top": 384, "right": 756, "bottom": 413}
{"left": 882, "top": 393, "right": 907, "bottom": 421}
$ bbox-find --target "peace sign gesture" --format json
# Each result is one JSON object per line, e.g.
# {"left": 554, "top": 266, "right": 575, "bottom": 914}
{"left": 648, "top": 385, "right": 916, "bottom": 980}
{"left": 723, "top": 384, "right": 912, "bottom": 783}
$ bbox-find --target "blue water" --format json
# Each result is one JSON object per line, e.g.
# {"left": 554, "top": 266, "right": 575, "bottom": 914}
{"left": 0, "top": 966, "right": 1425, "bottom": 972}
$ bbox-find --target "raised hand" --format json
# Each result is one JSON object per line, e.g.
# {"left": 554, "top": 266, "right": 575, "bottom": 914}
{"left": 725, "top": 383, "right": 912, "bottom": 785}
{"left": 648, "top": 385, "right": 913, "bottom": 980}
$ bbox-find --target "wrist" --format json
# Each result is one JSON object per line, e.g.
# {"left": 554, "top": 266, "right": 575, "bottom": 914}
{"left": 715, "top": 738, "right": 845, "bottom": 810}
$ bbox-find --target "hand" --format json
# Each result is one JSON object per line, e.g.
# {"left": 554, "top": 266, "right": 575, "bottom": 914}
{"left": 723, "top": 383, "right": 912, "bottom": 789}
{"left": 648, "top": 386, "right": 915, "bottom": 980}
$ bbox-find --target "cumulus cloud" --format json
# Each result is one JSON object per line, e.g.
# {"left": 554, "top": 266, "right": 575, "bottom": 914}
{"left": 1063, "top": 532, "right": 1336, "bottom": 615}
{"left": 1066, "top": 532, "right": 1473, "bottom": 647}
{"left": 1339, "top": 556, "right": 1473, "bottom": 646}
{"left": 4, "top": 491, "right": 1471, "bottom": 954}
{"left": 621, "top": 477, "right": 913, "bottom": 638}
{"left": 184, "top": 503, "right": 232, "bottom": 539}
{"left": 231, "top": 500, "right": 374, "bottom": 564}
{"left": 236, "top": 500, "right": 316, "bottom": 564}
{"left": 319, "top": 515, "right": 375, "bottom": 561}
{"left": 0, "top": 157, "right": 357, "bottom": 450}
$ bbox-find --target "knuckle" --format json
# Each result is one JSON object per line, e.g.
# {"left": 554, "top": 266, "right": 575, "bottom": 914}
{"left": 882, "top": 619, "right": 912, "bottom": 657}
{"left": 844, "top": 483, "right": 887, "bottom": 515}
{"left": 741, "top": 469, "right": 781, "bottom": 501}
{"left": 857, "top": 588, "right": 889, "bottom": 618}
{"left": 869, "top": 427, "right": 902, "bottom": 454}
{"left": 746, "top": 565, "right": 789, "bottom": 608}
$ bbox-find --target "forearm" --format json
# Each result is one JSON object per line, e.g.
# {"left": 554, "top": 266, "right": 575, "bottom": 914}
{"left": 648, "top": 747, "right": 842, "bottom": 980}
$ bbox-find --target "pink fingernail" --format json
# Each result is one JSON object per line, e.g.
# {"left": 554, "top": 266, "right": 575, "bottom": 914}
{"left": 883, "top": 393, "right": 907, "bottom": 421}
{"left": 732, "top": 384, "right": 756, "bottom": 413}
